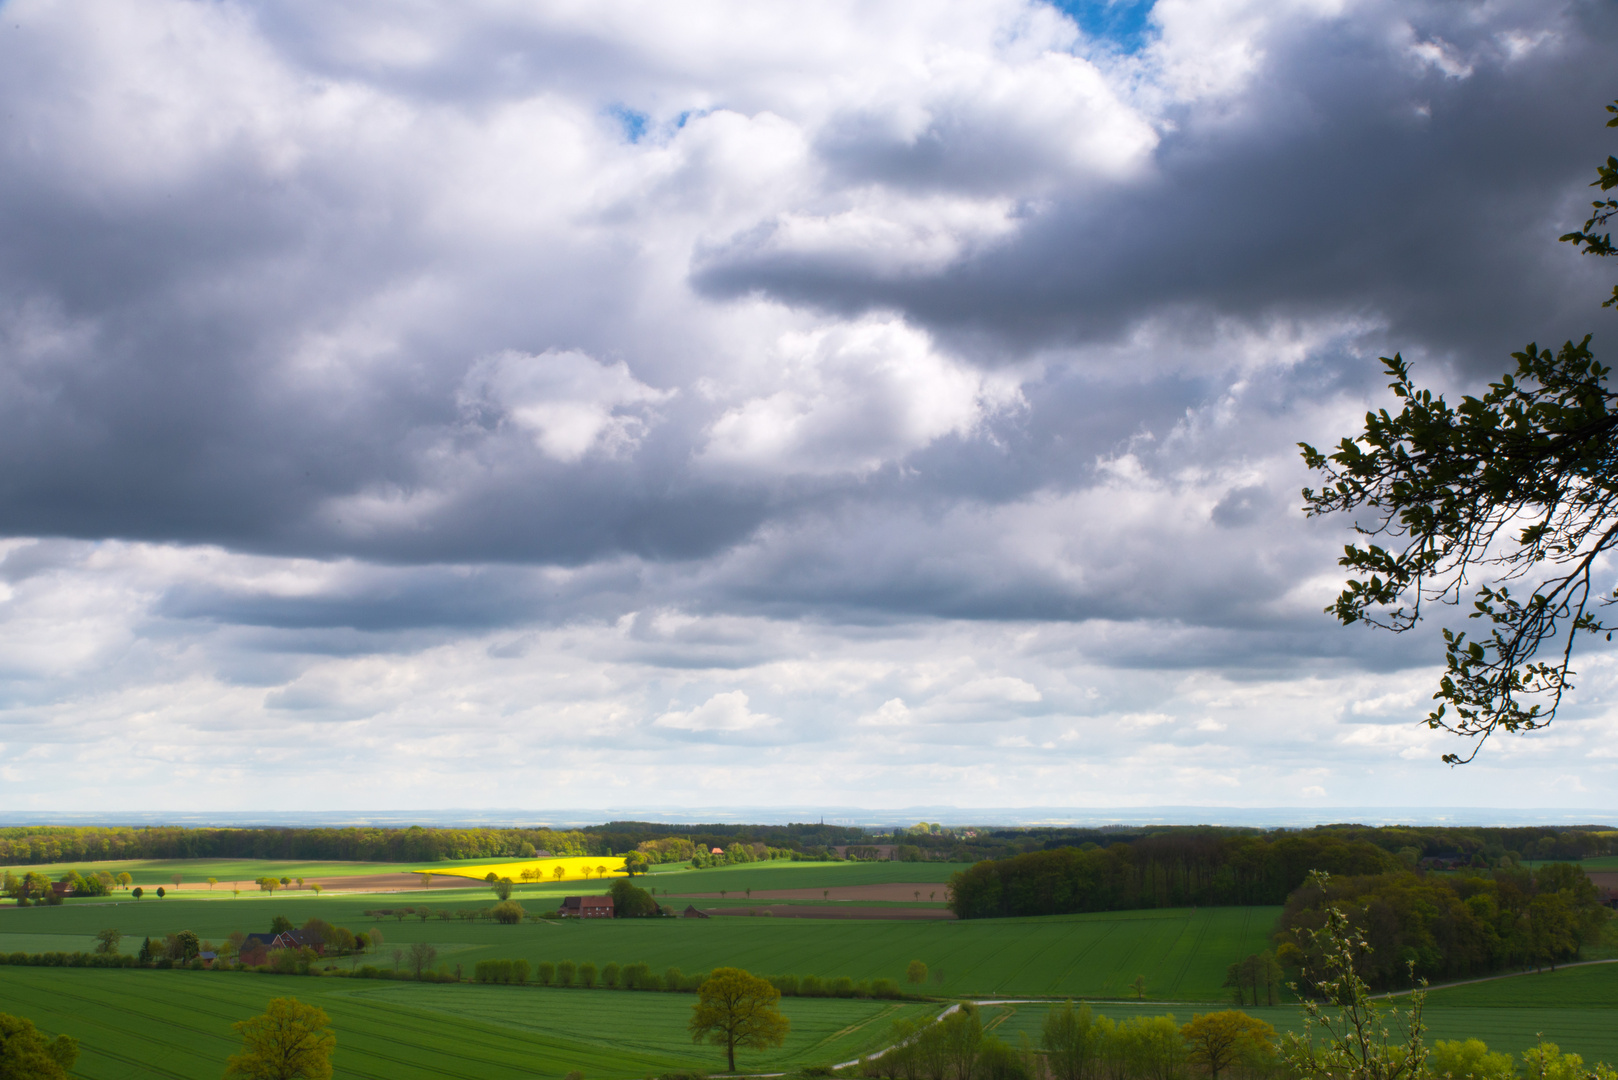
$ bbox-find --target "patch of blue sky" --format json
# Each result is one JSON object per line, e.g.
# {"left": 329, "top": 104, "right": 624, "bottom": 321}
{"left": 607, "top": 104, "right": 649, "bottom": 144}
{"left": 1048, "top": 0, "right": 1156, "bottom": 54}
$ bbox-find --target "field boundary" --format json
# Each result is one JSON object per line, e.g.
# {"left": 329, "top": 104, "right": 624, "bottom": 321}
{"left": 1372, "top": 958, "right": 1618, "bottom": 1000}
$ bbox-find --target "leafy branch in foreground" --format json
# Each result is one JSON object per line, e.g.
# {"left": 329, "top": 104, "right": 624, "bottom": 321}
{"left": 1280, "top": 874, "right": 1428, "bottom": 1080}
{"left": 1301, "top": 101, "right": 1618, "bottom": 763}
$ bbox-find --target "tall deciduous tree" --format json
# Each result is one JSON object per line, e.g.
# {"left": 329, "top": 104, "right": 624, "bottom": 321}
{"left": 1302, "top": 102, "right": 1618, "bottom": 762}
{"left": 1180, "top": 1012, "right": 1275, "bottom": 1080}
{"left": 689, "top": 967, "right": 791, "bottom": 1071}
{"left": 223, "top": 997, "right": 335, "bottom": 1080}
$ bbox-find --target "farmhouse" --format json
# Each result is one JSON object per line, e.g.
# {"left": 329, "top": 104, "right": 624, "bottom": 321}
{"left": 560, "top": 895, "right": 614, "bottom": 918}
{"left": 244, "top": 930, "right": 318, "bottom": 952}
{"left": 682, "top": 905, "right": 709, "bottom": 918}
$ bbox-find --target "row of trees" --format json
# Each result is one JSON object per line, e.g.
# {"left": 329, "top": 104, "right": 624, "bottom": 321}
{"left": 1276, "top": 864, "right": 1612, "bottom": 988}
{"left": 870, "top": 1002, "right": 1277, "bottom": 1080}
{"left": 0, "top": 824, "right": 595, "bottom": 865}
{"left": 947, "top": 834, "right": 1401, "bottom": 918}
{"left": 5, "top": 819, "right": 1609, "bottom": 869}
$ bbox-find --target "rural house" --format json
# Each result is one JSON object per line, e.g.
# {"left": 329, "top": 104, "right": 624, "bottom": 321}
{"left": 682, "top": 905, "right": 709, "bottom": 918}
{"left": 560, "top": 895, "right": 614, "bottom": 918}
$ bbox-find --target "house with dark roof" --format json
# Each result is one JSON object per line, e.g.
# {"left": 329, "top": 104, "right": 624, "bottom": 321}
{"left": 244, "top": 930, "right": 318, "bottom": 952}
{"left": 682, "top": 905, "right": 709, "bottom": 918}
{"left": 560, "top": 895, "right": 614, "bottom": 918}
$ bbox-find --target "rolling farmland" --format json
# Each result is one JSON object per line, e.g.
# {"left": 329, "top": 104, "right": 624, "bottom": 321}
{"left": 0, "top": 966, "right": 939, "bottom": 1080}
{"left": 0, "top": 897, "right": 1278, "bottom": 1001}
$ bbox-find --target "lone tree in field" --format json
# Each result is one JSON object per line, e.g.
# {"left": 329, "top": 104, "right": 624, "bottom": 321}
{"left": 689, "top": 967, "right": 791, "bottom": 1072}
{"left": 0, "top": 1011, "right": 79, "bottom": 1080}
{"left": 906, "top": 959, "right": 928, "bottom": 984}
{"left": 223, "top": 997, "right": 335, "bottom": 1080}
{"left": 1302, "top": 101, "right": 1618, "bottom": 762}
{"left": 207, "top": 877, "right": 218, "bottom": 891}
{"left": 553, "top": 865, "right": 566, "bottom": 884}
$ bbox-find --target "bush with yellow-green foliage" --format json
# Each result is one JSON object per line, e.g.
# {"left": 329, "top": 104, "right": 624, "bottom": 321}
{"left": 1429, "top": 1040, "right": 1515, "bottom": 1080}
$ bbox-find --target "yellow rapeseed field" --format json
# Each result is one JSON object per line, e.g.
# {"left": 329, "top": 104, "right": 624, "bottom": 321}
{"left": 419, "top": 855, "right": 627, "bottom": 884}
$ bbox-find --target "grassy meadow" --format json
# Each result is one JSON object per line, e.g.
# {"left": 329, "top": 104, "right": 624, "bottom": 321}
{"left": 0, "top": 888, "right": 1276, "bottom": 1000}
{"left": 0, "top": 966, "right": 938, "bottom": 1080}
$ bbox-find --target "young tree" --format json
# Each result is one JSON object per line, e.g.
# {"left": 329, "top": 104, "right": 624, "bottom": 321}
{"left": 94, "top": 928, "right": 123, "bottom": 955}
{"left": 207, "top": 877, "right": 218, "bottom": 891}
{"left": 0, "top": 1011, "right": 79, "bottom": 1080}
{"left": 1043, "top": 1000, "right": 1103, "bottom": 1080}
{"left": 407, "top": 942, "right": 437, "bottom": 978}
{"left": 906, "top": 960, "right": 929, "bottom": 985}
{"left": 689, "top": 967, "right": 791, "bottom": 1071}
{"left": 1131, "top": 975, "right": 1147, "bottom": 1001}
{"left": 553, "top": 866, "right": 566, "bottom": 885}
{"left": 490, "top": 877, "right": 514, "bottom": 901}
{"left": 1181, "top": 1012, "right": 1275, "bottom": 1080}
{"left": 223, "top": 997, "right": 335, "bottom": 1080}
{"left": 172, "top": 874, "right": 183, "bottom": 889}
{"left": 1278, "top": 878, "right": 1429, "bottom": 1080}
{"left": 1301, "top": 101, "right": 1618, "bottom": 762}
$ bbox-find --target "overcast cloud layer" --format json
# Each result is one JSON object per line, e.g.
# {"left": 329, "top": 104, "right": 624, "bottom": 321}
{"left": 2, "top": 0, "right": 1616, "bottom": 814}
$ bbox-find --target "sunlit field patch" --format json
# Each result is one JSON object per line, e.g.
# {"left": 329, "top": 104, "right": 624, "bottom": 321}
{"left": 421, "top": 856, "right": 628, "bottom": 884}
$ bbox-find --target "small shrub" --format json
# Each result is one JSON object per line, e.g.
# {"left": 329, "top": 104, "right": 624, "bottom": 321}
{"left": 492, "top": 901, "right": 525, "bottom": 925}
{"left": 621, "top": 962, "right": 652, "bottom": 989}
{"left": 536, "top": 961, "right": 555, "bottom": 986}
{"left": 665, "top": 966, "right": 685, "bottom": 992}
{"left": 602, "top": 962, "right": 621, "bottom": 988}
{"left": 771, "top": 974, "right": 800, "bottom": 996}
{"left": 579, "top": 962, "right": 598, "bottom": 988}
{"left": 831, "top": 976, "right": 855, "bottom": 998}
{"left": 513, "top": 959, "right": 531, "bottom": 985}
{"left": 871, "top": 978, "right": 902, "bottom": 1000}
{"left": 800, "top": 975, "right": 825, "bottom": 997}
{"left": 557, "top": 960, "right": 576, "bottom": 987}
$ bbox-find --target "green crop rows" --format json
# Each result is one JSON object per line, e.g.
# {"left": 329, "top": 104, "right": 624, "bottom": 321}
{"left": 0, "top": 966, "right": 938, "bottom": 1080}
{"left": 0, "top": 896, "right": 1277, "bottom": 1001}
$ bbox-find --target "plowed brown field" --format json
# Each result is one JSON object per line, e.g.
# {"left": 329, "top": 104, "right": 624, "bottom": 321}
{"left": 668, "top": 883, "right": 949, "bottom": 902}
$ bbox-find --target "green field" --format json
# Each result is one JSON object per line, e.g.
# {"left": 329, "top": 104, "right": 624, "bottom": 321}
{"left": 0, "top": 858, "right": 422, "bottom": 885}
{"left": 0, "top": 966, "right": 937, "bottom": 1079}
{"left": 0, "top": 898, "right": 1278, "bottom": 1001}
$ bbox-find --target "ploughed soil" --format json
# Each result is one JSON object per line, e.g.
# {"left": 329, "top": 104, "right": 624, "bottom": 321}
{"left": 701, "top": 904, "right": 955, "bottom": 920}
{"left": 1589, "top": 871, "right": 1617, "bottom": 892}
{"left": 158, "top": 873, "right": 470, "bottom": 893}
{"left": 668, "top": 883, "right": 950, "bottom": 903}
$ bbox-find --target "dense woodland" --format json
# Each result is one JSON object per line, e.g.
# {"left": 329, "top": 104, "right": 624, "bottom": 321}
{"left": 946, "top": 833, "right": 1404, "bottom": 916}
{"left": 0, "top": 821, "right": 870, "bottom": 866}
{"left": 0, "top": 820, "right": 1611, "bottom": 870}
{"left": 1275, "top": 863, "right": 1611, "bottom": 988}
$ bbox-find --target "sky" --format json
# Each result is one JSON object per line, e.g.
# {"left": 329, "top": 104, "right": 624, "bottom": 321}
{"left": 0, "top": 0, "right": 1615, "bottom": 817}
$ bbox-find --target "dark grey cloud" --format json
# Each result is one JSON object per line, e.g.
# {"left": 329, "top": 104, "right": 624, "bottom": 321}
{"left": 0, "top": 0, "right": 1612, "bottom": 683}
{"left": 697, "top": 1, "right": 1618, "bottom": 369}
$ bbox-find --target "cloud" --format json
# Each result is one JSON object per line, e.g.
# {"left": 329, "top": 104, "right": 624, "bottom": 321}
{"left": 655, "top": 690, "right": 780, "bottom": 732}
{"left": 0, "top": 0, "right": 1615, "bottom": 809}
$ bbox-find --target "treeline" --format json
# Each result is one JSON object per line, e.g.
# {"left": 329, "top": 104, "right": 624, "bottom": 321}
{"left": 587, "top": 821, "right": 868, "bottom": 859}
{"left": 948, "top": 833, "right": 1400, "bottom": 918}
{"left": 0, "top": 825, "right": 596, "bottom": 865}
{"left": 888, "top": 823, "right": 1618, "bottom": 867}
{"left": 868, "top": 1002, "right": 1281, "bottom": 1080}
{"left": 1277, "top": 864, "right": 1612, "bottom": 989}
{"left": 3, "top": 821, "right": 1610, "bottom": 869}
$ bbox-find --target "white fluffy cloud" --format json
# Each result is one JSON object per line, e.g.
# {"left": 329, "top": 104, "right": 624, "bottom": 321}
{"left": 0, "top": 0, "right": 1613, "bottom": 813}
